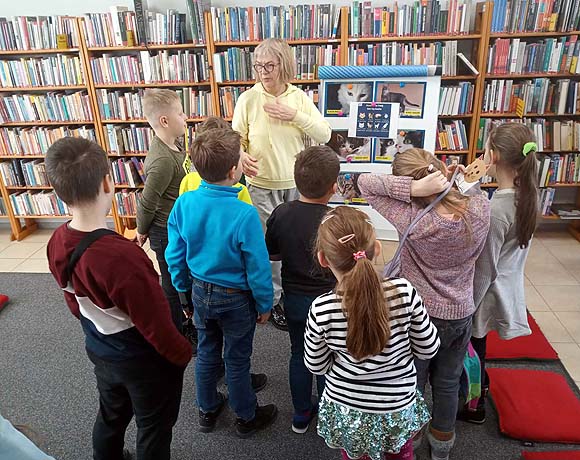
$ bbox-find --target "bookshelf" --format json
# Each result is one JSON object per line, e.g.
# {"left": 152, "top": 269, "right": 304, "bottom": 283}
{"left": 1, "top": 2, "right": 579, "bottom": 242}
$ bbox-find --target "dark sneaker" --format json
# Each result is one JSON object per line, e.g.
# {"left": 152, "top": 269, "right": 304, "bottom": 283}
{"left": 251, "top": 373, "right": 268, "bottom": 392}
{"left": 199, "top": 392, "right": 227, "bottom": 433}
{"left": 292, "top": 406, "right": 318, "bottom": 434}
{"left": 269, "top": 303, "right": 288, "bottom": 331}
{"left": 235, "top": 404, "right": 278, "bottom": 438}
{"left": 457, "top": 406, "right": 486, "bottom": 424}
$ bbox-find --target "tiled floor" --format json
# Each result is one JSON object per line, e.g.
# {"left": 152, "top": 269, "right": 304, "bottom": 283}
{"left": 1, "top": 225, "right": 579, "bottom": 387}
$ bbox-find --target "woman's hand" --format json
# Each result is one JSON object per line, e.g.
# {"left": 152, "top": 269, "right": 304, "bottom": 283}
{"left": 263, "top": 98, "right": 297, "bottom": 121}
{"left": 411, "top": 171, "right": 449, "bottom": 197}
{"left": 241, "top": 150, "right": 259, "bottom": 177}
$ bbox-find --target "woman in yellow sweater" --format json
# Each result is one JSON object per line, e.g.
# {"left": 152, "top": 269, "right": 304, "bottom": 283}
{"left": 232, "top": 38, "right": 332, "bottom": 330}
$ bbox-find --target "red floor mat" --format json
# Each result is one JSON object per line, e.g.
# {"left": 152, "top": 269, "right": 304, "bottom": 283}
{"left": 489, "top": 368, "right": 580, "bottom": 444}
{"left": 0, "top": 294, "right": 8, "bottom": 312}
{"left": 486, "top": 313, "right": 558, "bottom": 361}
{"left": 522, "top": 451, "right": 580, "bottom": 459}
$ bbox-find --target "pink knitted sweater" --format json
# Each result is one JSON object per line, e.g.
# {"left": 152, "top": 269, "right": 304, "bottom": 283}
{"left": 358, "top": 174, "right": 491, "bottom": 320}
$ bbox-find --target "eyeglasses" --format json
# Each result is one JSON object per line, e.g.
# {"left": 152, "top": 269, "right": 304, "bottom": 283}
{"left": 253, "top": 62, "right": 279, "bottom": 74}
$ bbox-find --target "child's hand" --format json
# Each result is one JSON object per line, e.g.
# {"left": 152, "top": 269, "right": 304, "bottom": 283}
{"left": 411, "top": 171, "right": 449, "bottom": 197}
{"left": 263, "top": 99, "right": 297, "bottom": 122}
{"left": 241, "top": 151, "right": 259, "bottom": 177}
{"left": 136, "top": 232, "right": 148, "bottom": 247}
{"left": 257, "top": 311, "right": 271, "bottom": 324}
{"left": 446, "top": 163, "right": 466, "bottom": 180}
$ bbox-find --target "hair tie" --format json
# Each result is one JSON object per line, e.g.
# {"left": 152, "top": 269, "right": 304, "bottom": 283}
{"left": 353, "top": 251, "right": 367, "bottom": 260}
{"left": 522, "top": 142, "right": 537, "bottom": 157}
{"left": 428, "top": 164, "right": 435, "bottom": 172}
{"left": 321, "top": 214, "right": 335, "bottom": 225}
{"left": 338, "top": 234, "right": 355, "bottom": 244}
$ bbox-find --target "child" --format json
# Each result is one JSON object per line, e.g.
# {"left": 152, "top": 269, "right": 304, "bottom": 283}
{"left": 165, "top": 127, "right": 277, "bottom": 437}
{"left": 179, "top": 116, "right": 252, "bottom": 204}
{"left": 45, "top": 137, "right": 192, "bottom": 460}
{"left": 357, "top": 149, "right": 491, "bottom": 460}
{"left": 462, "top": 123, "right": 539, "bottom": 423}
{"left": 265, "top": 145, "right": 339, "bottom": 433}
{"left": 304, "top": 206, "right": 440, "bottom": 460}
{"left": 136, "top": 88, "right": 191, "bottom": 338}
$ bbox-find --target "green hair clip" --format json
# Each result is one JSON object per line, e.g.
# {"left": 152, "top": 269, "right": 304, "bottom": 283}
{"left": 522, "top": 142, "right": 537, "bottom": 157}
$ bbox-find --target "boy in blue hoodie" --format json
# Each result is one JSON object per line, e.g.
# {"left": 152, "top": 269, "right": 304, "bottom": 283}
{"left": 166, "top": 127, "right": 277, "bottom": 438}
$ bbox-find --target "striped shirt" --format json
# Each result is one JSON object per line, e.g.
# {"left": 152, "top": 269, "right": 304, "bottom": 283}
{"left": 304, "top": 278, "right": 440, "bottom": 414}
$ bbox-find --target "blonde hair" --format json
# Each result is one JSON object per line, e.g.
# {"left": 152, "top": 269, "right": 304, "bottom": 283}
{"left": 392, "top": 148, "right": 470, "bottom": 228}
{"left": 142, "top": 88, "right": 181, "bottom": 126}
{"left": 254, "top": 38, "right": 296, "bottom": 84}
{"left": 316, "top": 207, "right": 390, "bottom": 361}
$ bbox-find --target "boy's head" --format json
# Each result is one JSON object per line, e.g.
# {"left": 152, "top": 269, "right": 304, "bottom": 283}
{"left": 45, "top": 137, "right": 112, "bottom": 208}
{"left": 196, "top": 116, "right": 232, "bottom": 136}
{"left": 294, "top": 145, "right": 340, "bottom": 200}
{"left": 191, "top": 128, "right": 242, "bottom": 184}
{"left": 143, "top": 89, "right": 186, "bottom": 139}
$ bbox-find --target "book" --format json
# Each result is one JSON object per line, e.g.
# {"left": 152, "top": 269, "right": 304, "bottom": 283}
{"left": 457, "top": 52, "right": 479, "bottom": 75}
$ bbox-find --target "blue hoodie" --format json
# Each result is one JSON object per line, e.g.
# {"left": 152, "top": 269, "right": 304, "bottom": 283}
{"left": 166, "top": 181, "right": 273, "bottom": 314}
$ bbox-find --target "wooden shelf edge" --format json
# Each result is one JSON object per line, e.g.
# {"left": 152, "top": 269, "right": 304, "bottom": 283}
{"left": 480, "top": 113, "right": 580, "bottom": 118}
{"left": 213, "top": 38, "right": 341, "bottom": 47}
{"left": 0, "top": 48, "right": 80, "bottom": 55}
{"left": 101, "top": 118, "right": 206, "bottom": 124}
{"left": 0, "top": 85, "right": 87, "bottom": 92}
{"left": 94, "top": 81, "right": 211, "bottom": 89}
{"left": 87, "top": 43, "right": 206, "bottom": 52}
{"left": 490, "top": 31, "right": 580, "bottom": 39}
{"left": 348, "top": 33, "right": 482, "bottom": 43}
{"left": 0, "top": 121, "right": 95, "bottom": 126}
{"left": 485, "top": 72, "right": 580, "bottom": 79}
{"left": 435, "top": 150, "right": 469, "bottom": 154}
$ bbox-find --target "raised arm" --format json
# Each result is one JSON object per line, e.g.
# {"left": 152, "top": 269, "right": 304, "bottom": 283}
{"left": 291, "top": 92, "right": 332, "bottom": 144}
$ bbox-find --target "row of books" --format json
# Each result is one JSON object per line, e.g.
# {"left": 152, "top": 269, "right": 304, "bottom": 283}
{"left": 0, "top": 92, "right": 93, "bottom": 123}
{"left": 491, "top": 0, "right": 580, "bottom": 33}
{"left": 218, "top": 87, "right": 248, "bottom": 118}
{"left": 438, "top": 82, "right": 474, "bottom": 116}
{"left": 0, "top": 16, "right": 79, "bottom": 51}
{"left": 105, "top": 125, "right": 153, "bottom": 155}
{"left": 97, "top": 88, "right": 213, "bottom": 120}
{"left": 0, "top": 126, "right": 96, "bottom": 156}
{"left": 538, "top": 187, "right": 556, "bottom": 216}
{"left": 439, "top": 154, "right": 464, "bottom": 166}
{"left": 0, "top": 55, "right": 84, "bottom": 88}
{"left": 115, "top": 189, "right": 142, "bottom": 216}
{"left": 83, "top": 11, "right": 140, "bottom": 48}
{"left": 0, "top": 196, "right": 5, "bottom": 216}
{"left": 482, "top": 78, "right": 580, "bottom": 115}
{"left": 538, "top": 153, "right": 580, "bottom": 185}
{"left": 487, "top": 36, "right": 580, "bottom": 75}
{"left": 349, "top": 0, "right": 476, "bottom": 38}
{"left": 213, "top": 45, "right": 340, "bottom": 83}
{"left": 210, "top": 5, "right": 341, "bottom": 42}
{"left": 111, "top": 157, "right": 145, "bottom": 187}
{"left": 347, "top": 41, "right": 462, "bottom": 76}
{"left": 90, "top": 49, "right": 209, "bottom": 85}
{"left": 0, "top": 159, "right": 49, "bottom": 187}
{"left": 9, "top": 190, "right": 69, "bottom": 216}
{"left": 477, "top": 118, "right": 580, "bottom": 152}
{"left": 436, "top": 120, "right": 469, "bottom": 151}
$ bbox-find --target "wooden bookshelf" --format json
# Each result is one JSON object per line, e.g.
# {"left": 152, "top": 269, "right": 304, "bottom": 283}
{"left": 0, "top": 48, "right": 80, "bottom": 56}
{"left": 0, "top": 85, "right": 87, "bottom": 92}
{"left": 1, "top": 121, "right": 95, "bottom": 127}
{"left": 485, "top": 73, "right": 580, "bottom": 79}
{"left": 480, "top": 112, "right": 580, "bottom": 118}
{"left": 93, "top": 82, "right": 211, "bottom": 89}
{"left": 213, "top": 39, "right": 341, "bottom": 47}
{"left": 348, "top": 33, "right": 482, "bottom": 43}
{"left": 490, "top": 31, "right": 580, "bottom": 39}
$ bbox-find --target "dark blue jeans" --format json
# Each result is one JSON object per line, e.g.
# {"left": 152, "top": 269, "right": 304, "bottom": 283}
{"left": 415, "top": 315, "right": 473, "bottom": 433}
{"left": 285, "top": 292, "right": 325, "bottom": 415}
{"left": 192, "top": 278, "right": 257, "bottom": 421}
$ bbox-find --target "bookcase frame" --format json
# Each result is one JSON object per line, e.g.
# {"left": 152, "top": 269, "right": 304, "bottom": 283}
{"left": 0, "top": 3, "right": 579, "bottom": 242}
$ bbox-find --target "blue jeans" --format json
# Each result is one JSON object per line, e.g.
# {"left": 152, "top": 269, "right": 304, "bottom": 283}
{"left": 192, "top": 278, "right": 257, "bottom": 421}
{"left": 414, "top": 315, "right": 473, "bottom": 433}
{"left": 285, "top": 292, "right": 325, "bottom": 415}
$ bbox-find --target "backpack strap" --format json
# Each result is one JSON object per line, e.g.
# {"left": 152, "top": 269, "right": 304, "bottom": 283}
{"left": 67, "top": 228, "right": 117, "bottom": 284}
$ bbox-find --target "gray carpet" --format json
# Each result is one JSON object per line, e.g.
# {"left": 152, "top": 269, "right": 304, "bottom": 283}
{"left": 1, "top": 273, "right": 579, "bottom": 460}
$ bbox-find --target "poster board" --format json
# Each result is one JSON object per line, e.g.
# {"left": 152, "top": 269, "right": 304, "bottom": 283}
{"left": 318, "top": 65, "right": 441, "bottom": 240}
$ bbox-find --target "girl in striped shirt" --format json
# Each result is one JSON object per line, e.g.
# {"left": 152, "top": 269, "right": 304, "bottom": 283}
{"left": 305, "top": 206, "right": 440, "bottom": 460}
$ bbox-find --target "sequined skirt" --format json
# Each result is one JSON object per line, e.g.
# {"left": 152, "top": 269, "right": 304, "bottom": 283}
{"left": 317, "top": 393, "right": 431, "bottom": 460}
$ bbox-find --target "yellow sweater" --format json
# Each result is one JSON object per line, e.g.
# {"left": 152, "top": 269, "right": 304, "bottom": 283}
{"left": 232, "top": 83, "right": 332, "bottom": 190}
{"left": 179, "top": 172, "right": 252, "bottom": 204}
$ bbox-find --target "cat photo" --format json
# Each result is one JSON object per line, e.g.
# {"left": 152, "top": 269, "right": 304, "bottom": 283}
{"left": 327, "top": 130, "right": 372, "bottom": 162}
{"left": 376, "top": 82, "right": 426, "bottom": 118}
{"left": 330, "top": 172, "right": 368, "bottom": 204}
{"left": 324, "top": 82, "right": 372, "bottom": 117}
{"left": 375, "top": 130, "right": 425, "bottom": 162}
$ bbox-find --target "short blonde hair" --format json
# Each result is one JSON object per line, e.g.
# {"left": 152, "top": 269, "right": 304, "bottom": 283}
{"left": 254, "top": 38, "right": 296, "bottom": 84}
{"left": 142, "top": 88, "right": 181, "bottom": 126}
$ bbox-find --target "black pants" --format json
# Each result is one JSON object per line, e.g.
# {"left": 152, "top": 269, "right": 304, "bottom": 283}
{"left": 89, "top": 351, "right": 185, "bottom": 460}
{"left": 149, "top": 224, "right": 184, "bottom": 332}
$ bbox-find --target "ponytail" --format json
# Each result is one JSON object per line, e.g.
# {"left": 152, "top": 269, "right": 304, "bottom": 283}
{"left": 514, "top": 151, "right": 539, "bottom": 248}
{"left": 341, "top": 257, "right": 390, "bottom": 360}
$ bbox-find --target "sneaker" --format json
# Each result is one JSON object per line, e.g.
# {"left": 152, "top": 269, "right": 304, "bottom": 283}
{"left": 292, "top": 406, "right": 318, "bottom": 434}
{"left": 269, "top": 303, "right": 288, "bottom": 331}
{"left": 251, "top": 373, "right": 268, "bottom": 393}
{"left": 235, "top": 404, "right": 278, "bottom": 438}
{"left": 199, "top": 392, "right": 227, "bottom": 433}
{"left": 457, "top": 406, "right": 486, "bottom": 424}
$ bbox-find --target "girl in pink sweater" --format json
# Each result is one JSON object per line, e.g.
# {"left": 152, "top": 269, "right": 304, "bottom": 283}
{"left": 358, "top": 148, "right": 491, "bottom": 460}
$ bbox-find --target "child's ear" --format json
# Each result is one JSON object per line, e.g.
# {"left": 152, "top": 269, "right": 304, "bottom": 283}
{"left": 373, "top": 240, "right": 382, "bottom": 261}
{"left": 228, "top": 165, "right": 237, "bottom": 180}
{"left": 317, "top": 250, "right": 330, "bottom": 268}
{"left": 332, "top": 182, "right": 338, "bottom": 194}
{"left": 159, "top": 115, "right": 168, "bottom": 127}
{"left": 102, "top": 174, "right": 113, "bottom": 194}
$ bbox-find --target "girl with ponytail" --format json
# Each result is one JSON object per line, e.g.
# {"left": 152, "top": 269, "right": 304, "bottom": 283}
{"left": 462, "top": 123, "right": 540, "bottom": 424}
{"left": 304, "top": 206, "right": 440, "bottom": 460}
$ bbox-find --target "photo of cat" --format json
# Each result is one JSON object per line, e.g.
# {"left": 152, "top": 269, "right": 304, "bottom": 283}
{"left": 374, "top": 130, "right": 425, "bottom": 163}
{"left": 327, "top": 130, "right": 372, "bottom": 162}
{"left": 323, "top": 82, "right": 372, "bottom": 117}
{"left": 375, "top": 82, "right": 426, "bottom": 118}
{"left": 330, "top": 172, "right": 368, "bottom": 204}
